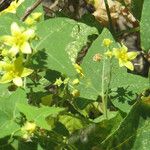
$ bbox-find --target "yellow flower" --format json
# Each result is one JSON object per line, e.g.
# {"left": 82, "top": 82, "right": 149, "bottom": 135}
{"left": 72, "top": 79, "right": 79, "bottom": 85}
{"left": 25, "top": 17, "right": 35, "bottom": 26}
{"left": 32, "top": 12, "right": 42, "bottom": 21}
{"left": 113, "top": 45, "right": 138, "bottom": 71}
{"left": 0, "top": 57, "right": 33, "bottom": 86}
{"left": 54, "top": 77, "right": 63, "bottom": 86}
{"left": 21, "top": 122, "right": 36, "bottom": 134}
{"left": 102, "top": 38, "right": 113, "bottom": 47}
{"left": 73, "top": 63, "right": 84, "bottom": 77}
{"left": 1, "top": 22, "right": 35, "bottom": 56}
{"left": 25, "top": 12, "right": 42, "bottom": 26}
{"left": 0, "top": 0, "right": 24, "bottom": 15}
{"left": 63, "top": 78, "right": 70, "bottom": 84}
{"left": 72, "top": 89, "right": 80, "bottom": 97}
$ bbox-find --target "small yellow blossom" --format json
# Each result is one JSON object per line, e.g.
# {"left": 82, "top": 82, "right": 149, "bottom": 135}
{"left": 72, "top": 79, "right": 79, "bottom": 85}
{"left": 21, "top": 121, "right": 36, "bottom": 140}
{"left": 21, "top": 122, "right": 36, "bottom": 134}
{"left": 102, "top": 38, "right": 113, "bottom": 47}
{"left": 54, "top": 77, "right": 63, "bottom": 86}
{"left": 25, "top": 17, "right": 35, "bottom": 26}
{"left": 1, "top": 22, "right": 35, "bottom": 56}
{"left": 113, "top": 45, "right": 138, "bottom": 71}
{"left": 63, "top": 78, "right": 70, "bottom": 84}
{"left": 0, "top": 0, "right": 24, "bottom": 15}
{"left": 32, "top": 12, "right": 42, "bottom": 21}
{"left": 25, "top": 12, "right": 42, "bottom": 26}
{"left": 73, "top": 63, "right": 84, "bottom": 77}
{"left": 72, "top": 89, "right": 80, "bottom": 97}
{"left": 0, "top": 57, "right": 33, "bottom": 86}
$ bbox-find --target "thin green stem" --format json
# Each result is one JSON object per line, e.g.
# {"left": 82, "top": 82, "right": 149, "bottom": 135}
{"left": 105, "top": 58, "right": 112, "bottom": 110}
{"left": 23, "top": 77, "right": 26, "bottom": 89}
{"left": 101, "top": 58, "right": 108, "bottom": 119}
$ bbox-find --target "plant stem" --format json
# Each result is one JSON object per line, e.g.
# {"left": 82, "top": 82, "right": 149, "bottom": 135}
{"left": 23, "top": 77, "right": 26, "bottom": 89}
{"left": 104, "top": 0, "right": 116, "bottom": 39}
{"left": 101, "top": 58, "right": 108, "bottom": 119}
{"left": 105, "top": 58, "right": 112, "bottom": 111}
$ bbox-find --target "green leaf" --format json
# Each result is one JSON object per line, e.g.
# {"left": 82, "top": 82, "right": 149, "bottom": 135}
{"left": 140, "top": 0, "right": 150, "bottom": 51}
{"left": 131, "top": 0, "right": 144, "bottom": 21}
{"left": 101, "top": 100, "right": 150, "bottom": 150}
{"left": 0, "top": 88, "right": 27, "bottom": 138}
{"left": 18, "top": 141, "right": 37, "bottom": 150}
{"left": 69, "top": 112, "right": 123, "bottom": 150}
{"left": 78, "top": 29, "right": 149, "bottom": 104}
{"left": 78, "top": 29, "right": 117, "bottom": 100}
{"left": 93, "top": 111, "right": 118, "bottom": 123}
{"left": 59, "top": 114, "right": 84, "bottom": 133}
{"left": 0, "top": 13, "right": 19, "bottom": 35}
{"left": 17, "top": 104, "right": 64, "bottom": 130}
{"left": 35, "top": 18, "right": 98, "bottom": 77}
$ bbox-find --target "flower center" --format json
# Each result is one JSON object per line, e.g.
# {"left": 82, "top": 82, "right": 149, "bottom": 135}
{"left": 119, "top": 51, "right": 128, "bottom": 61}
{"left": 14, "top": 33, "right": 26, "bottom": 47}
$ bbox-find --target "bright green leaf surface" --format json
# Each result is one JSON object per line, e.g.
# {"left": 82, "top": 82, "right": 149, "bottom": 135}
{"left": 0, "top": 14, "right": 18, "bottom": 35}
{"left": 140, "top": 0, "right": 150, "bottom": 51}
{"left": 59, "top": 114, "right": 84, "bottom": 133}
{"left": 78, "top": 29, "right": 149, "bottom": 104}
{"left": 17, "top": 104, "right": 64, "bottom": 130}
{"left": 0, "top": 88, "right": 27, "bottom": 138}
{"left": 101, "top": 101, "right": 150, "bottom": 150}
{"left": 35, "top": 18, "right": 98, "bottom": 77}
{"left": 78, "top": 29, "right": 116, "bottom": 100}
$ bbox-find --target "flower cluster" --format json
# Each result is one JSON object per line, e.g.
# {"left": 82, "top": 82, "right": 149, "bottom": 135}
{"left": 21, "top": 121, "right": 36, "bottom": 141}
{"left": 103, "top": 38, "right": 138, "bottom": 71}
{"left": 0, "top": 22, "right": 35, "bottom": 87}
{"left": 54, "top": 77, "right": 80, "bottom": 97}
{"left": 25, "top": 12, "right": 42, "bottom": 26}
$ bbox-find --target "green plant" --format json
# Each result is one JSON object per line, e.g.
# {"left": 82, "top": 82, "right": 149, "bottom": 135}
{"left": 0, "top": 0, "right": 149, "bottom": 150}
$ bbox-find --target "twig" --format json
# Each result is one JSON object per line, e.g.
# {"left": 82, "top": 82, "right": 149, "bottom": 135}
{"left": 104, "top": 0, "right": 116, "bottom": 39}
{"left": 49, "top": 0, "right": 59, "bottom": 10}
{"left": 43, "top": 0, "right": 59, "bottom": 14}
{"left": 21, "top": 0, "right": 43, "bottom": 21}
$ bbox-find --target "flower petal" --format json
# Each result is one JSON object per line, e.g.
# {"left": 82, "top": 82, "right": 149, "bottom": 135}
{"left": 13, "top": 77, "right": 23, "bottom": 86}
{"left": 112, "top": 48, "right": 119, "bottom": 57}
{"left": 119, "top": 59, "right": 125, "bottom": 67}
{"left": 23, "top": 29, "right": 35, "bottom": 39}
{"left": 11, "top": 22, "right": 21, "bottom": 36}
{"left": 9, "top": 46, "right": 19, "bottom": 56}
{"left": 124, "top": 61, "right": 134, "bottom": 71}
{"left": 21, "top": 68, "right": 33, "bottom": 77}
{"left": 32, "top": 12, "right": 42, "bottom": 21}
{"left": 1, "top": 36, "right": 14, "bottom": 46}
{"left": 21, "top": 42, "right": 32, "bottom": 54}
{"left": 121, "top": 44, "right": 128, "bottom": 52}
{"left": 0, "top": 73, "right": 14, "bottom": 83}
{"left": 0, "top": 61, "right": 13, "bottom": 71}
{"left": 127, "top": 52, "right": 138, "bottom": 60}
